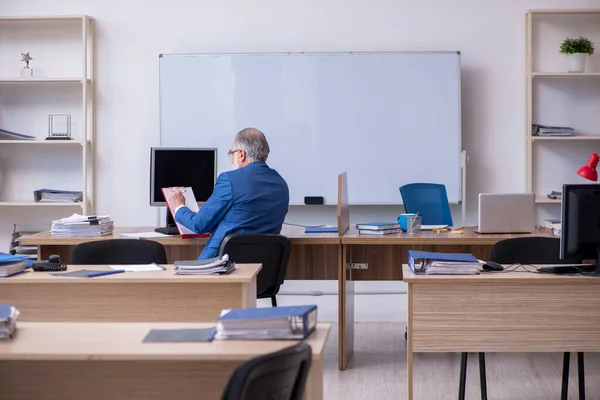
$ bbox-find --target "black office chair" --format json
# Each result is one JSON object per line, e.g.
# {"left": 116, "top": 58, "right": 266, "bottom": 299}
{"left": 71, "top": 239, "right": 168, "bottom": 264}
{"left": 460, "top": 237, "right": 584, "bottom": 400}
{"left": 218, "top": 234, "right": 291, "bottom": 307}
{"left": 221, "top": 342, "right": 312, "bottom": 400}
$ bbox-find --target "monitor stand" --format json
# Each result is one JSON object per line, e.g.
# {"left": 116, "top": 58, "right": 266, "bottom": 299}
{"left": 154, "top": 210, "right": 180, "bottom": 235}
{"left": 581, "top": 246, "right": 600, "bottom": 277}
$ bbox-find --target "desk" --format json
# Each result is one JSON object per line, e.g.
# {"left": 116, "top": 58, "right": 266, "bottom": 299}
{"left": 21, "top": 225, "right": 341, "bottom": 281}
{"left": 0, "top": 321, "right": 330, "bottom": 400}
{"left": 403, "top": 265, "right": 600, "bottom": 400}
{"left": 337, "top": 227, "right": 557, "bottom": 369}
{"left": 0, "top": 264, "right": 260, "bottom": 322}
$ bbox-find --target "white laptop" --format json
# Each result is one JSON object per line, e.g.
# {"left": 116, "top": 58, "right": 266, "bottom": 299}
{"left": 476, "top": 193, "right": 535, "bottom": 234}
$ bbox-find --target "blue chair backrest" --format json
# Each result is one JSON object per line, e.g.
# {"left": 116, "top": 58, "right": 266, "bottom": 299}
{"left": 399, "top": 183, "right": 453, "bottom": 226}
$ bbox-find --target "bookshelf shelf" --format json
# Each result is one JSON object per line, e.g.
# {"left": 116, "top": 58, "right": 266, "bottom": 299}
{"left": 0, "top": 14, "right": 94, "bottom": 222}
{"left": 535, "top": 195, "right": 561, "bottom": 204}
{"left": 532, "top": 72, "right": 600, "bottom": 77}
{"left": 531, "top": 135, "right": 600, "bottom": 141}
{"left": 0, "top": 140, "right": 85, "bottom": 145}
{"left": 526, "top": 10, "right": 600, "bottom": 213}
{"left": 0, "top": 201, "right": 84, "bottom": 207}
{"left": 0, "top": 78, "right": 90, "bottom": 83}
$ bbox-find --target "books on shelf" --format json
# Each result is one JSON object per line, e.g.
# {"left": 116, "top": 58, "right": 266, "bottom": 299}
{"left": 544, "top": 219, "right": 561, "bottom": 236}
{"left": 547, "top": 190, "right": 562, "bottom": 200}
{"left": 34, "top": 189, "right": 83, "bottom": 203}
{"left": 532, "top": 124, "right": 574, "bottom": 137}
{"left": 0, "top": 304, "right": 20, "bottom": 340}
{"left": 50, "top": 213, "right": 114, "bottom": 237}
{"left": 215, "top": 304, "right": 317, "bottom": 340}
{"left": 408, "top": 250, "right": 482, "bottom": 275}
{"left": 0, "top": 128, "right": 35, "bottom": 140}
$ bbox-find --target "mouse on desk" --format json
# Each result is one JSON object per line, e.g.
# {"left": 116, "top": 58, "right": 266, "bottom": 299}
{"left": 482, "top": 261, "right": 504, "bottom": 271}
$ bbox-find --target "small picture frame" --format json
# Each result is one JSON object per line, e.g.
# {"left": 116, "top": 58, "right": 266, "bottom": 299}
{"left": 47, "top": 113, "right": 72, "bottom": 140}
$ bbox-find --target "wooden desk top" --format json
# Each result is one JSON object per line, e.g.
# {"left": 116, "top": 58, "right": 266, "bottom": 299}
{"left": 21, "top": 225, "right": 341, "bottom": 246}
{"left": 402, "top": 265, "right": 600, "bottom": 283}
{"left": 0, "top": 264, "right": 261, "bottom": 284}
{"left": 0, "top": 322, "right": 331, "bottom": 361}
{"left": 342, "top": 226, "right": 556, "bottom": 245}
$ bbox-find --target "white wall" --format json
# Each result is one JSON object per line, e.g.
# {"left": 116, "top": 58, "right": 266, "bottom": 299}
{"left": 1, "top": 0, "right": 598, "bottom": 322}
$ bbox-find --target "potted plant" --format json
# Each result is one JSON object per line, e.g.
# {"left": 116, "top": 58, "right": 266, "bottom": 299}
{"left": 559, "top": 36, "right": 595, "bottom": 73}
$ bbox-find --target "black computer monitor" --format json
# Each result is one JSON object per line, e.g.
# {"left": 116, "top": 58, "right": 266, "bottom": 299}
{"left": 560, "top": 183, "right": 600, "bottom": 276}
{"left": 150, "top": 147, "right": 217, "bottom": 230}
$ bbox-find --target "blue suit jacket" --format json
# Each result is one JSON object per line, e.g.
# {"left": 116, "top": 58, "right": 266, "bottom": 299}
{"left": 174, "top": 161, "right": 289, "bottom": 259}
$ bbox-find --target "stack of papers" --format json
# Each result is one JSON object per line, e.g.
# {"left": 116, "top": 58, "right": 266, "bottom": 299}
{"left": 425, "top": 261, "right": 482, "bottom": 275}
{"left": 34, "top": 189, "right": 83, "bottom": 203}
{"left": 532, "top": 124, "right": 574, "bottom": 137}
{"left": 215, "top": 305, "right": 318, "bottom": 340}
{"left": 0, "top": 256, "right": 28, "bottom": 278}
{"left": 0, "top": 304, "right": 20, "bottom": 340}
{"left": 109, "top": 264, "right": 165, "bottom": 272}
{"left": 51, "top": 213, "right": 114, "bottom": 237}
{"left": 174, "top": 254, "right": 235, "bottom": 275}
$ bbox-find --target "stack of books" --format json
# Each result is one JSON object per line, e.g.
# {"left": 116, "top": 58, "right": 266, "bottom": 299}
{"left": 544, "top": 218, "right": 561, "bottom": 236}
{"left": 215, "top": 304, "right": 317, "bottom": 340}
{"left": 532, "top": 124, "right": 574, "bottom": 137}
{"left": 0, "top": 255, "right": 28, "bottom": 278}
{"left": 547, "top": 190, "right": 562, "bottom": 200}
{"left": 0, "top": 304, "right": 20, "bottom": 340}
{"left": 356, "top": 221, "right": 400, "bottom": 235}
{"left": 50, "top": 213, "right": 114, "bottom": 237}
{"left": 174, "top": 255, "right": 235, "bottom": 275}
{"left": 408, "top": 250, "right": 482, "bottom": 275}
{"left": 34, "top": 189, "right": 83, "bottom": 203}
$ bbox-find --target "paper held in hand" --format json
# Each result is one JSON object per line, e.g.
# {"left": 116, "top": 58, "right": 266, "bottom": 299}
{"left": 161, "top": 187, "right": 209, "bottom": 239}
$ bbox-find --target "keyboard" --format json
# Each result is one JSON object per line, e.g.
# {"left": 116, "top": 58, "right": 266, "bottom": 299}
{"left": 154, "top": 226, "right": 180, "bottom": 235}
{"left": 538, "top": 265, "right": 596, "bottom": 274}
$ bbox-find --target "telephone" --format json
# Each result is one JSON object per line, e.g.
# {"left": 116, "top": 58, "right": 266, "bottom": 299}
{"left": 32, "top": 254, "right": 67, "bottom": 272}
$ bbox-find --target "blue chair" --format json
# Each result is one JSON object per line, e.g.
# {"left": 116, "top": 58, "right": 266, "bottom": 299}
{"left": 399, "top": 183, "right": 453, "bottom": 226}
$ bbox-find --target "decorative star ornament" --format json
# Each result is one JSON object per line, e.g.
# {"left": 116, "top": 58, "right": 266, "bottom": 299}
{"left": 21, "top": 52, "right": 33, "bottom": 68}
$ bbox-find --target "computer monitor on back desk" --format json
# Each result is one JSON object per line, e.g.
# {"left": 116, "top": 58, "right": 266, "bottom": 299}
{"left": 558, "top": 184, "right": 600, "bottom": 276}
{"left": 150, "top": 147, "right": 217, "bottom": 233}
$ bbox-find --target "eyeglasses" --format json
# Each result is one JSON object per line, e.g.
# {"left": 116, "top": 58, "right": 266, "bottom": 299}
{"left": 227, "top": 149, "right": 241, "bottom": 159}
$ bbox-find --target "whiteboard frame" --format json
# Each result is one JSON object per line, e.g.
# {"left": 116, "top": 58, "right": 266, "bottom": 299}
{"left": 158, "top": 51, "right": 464, "bottom": 207}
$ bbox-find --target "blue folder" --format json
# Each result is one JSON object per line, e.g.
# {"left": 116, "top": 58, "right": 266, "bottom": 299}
{"left": 408, "top": 250, "right": 479, "bottom": 273}
{"left": 51, "top": 269, "right": 125, "bottom": 278}
{"left": 305, "top": 227, "right": 338, "bottom": 233}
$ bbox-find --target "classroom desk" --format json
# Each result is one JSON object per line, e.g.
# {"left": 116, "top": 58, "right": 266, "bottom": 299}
{"left": 0, "top": 321, "right": 330, "bottom": 400}
{"left": 0, "top": 264, "right": 260, "bottom": 322}
{"left": 403, "top": 265, "right": 600, "bottom": 400}
{"left": 21, "top": 225, "right": 341, "bottom": 281}
{"left": 337, "top": 227, "right": 557, "bottom": 369}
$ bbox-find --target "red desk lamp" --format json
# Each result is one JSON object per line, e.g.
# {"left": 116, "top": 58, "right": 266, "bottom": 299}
{"left": 577, "top": 153, "right": 599, "bottom": 182}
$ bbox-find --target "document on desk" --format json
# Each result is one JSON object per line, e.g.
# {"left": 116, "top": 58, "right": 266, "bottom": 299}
{"left": 109, "top": 264, "right": 165, "bottom": 272}
{"left": 120, "top": 232, "right": 172, "bottom": 238}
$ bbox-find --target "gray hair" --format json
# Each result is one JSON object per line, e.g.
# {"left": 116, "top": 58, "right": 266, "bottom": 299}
{"left": 234, "top": 128, "right": 270, "bottom": 162}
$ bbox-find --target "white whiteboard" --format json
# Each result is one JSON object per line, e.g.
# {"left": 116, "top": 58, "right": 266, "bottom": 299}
{"left": 159, "top": 52, "right": 462, "bottom": 205}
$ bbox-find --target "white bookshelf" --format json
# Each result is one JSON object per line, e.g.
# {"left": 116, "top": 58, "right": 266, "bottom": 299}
{"left": 0, "top": 15, "right": 94, "bottom": 214}
{"left": 526, "top": 10, "right": 600, "bottom": 204}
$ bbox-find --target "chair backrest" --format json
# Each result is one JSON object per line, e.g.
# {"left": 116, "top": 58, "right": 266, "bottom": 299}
{"left": 221, "top": 342, "right": 312, "bottom": 400}
{"left": 399, "top": 183, "right": 453, "bottom": 226}
{"left": 489, "top": 237, "right": 583, "bottom": 264}
{"left": 71, "top": 239, "right": 168, "bottom": 265}
{"left": 218, "top": 234, "right": 291, "bottom": 300}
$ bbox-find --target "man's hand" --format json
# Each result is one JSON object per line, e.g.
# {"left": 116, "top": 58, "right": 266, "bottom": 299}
{"left": 168, "top": 188, "right": 186, "bottom": 210}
